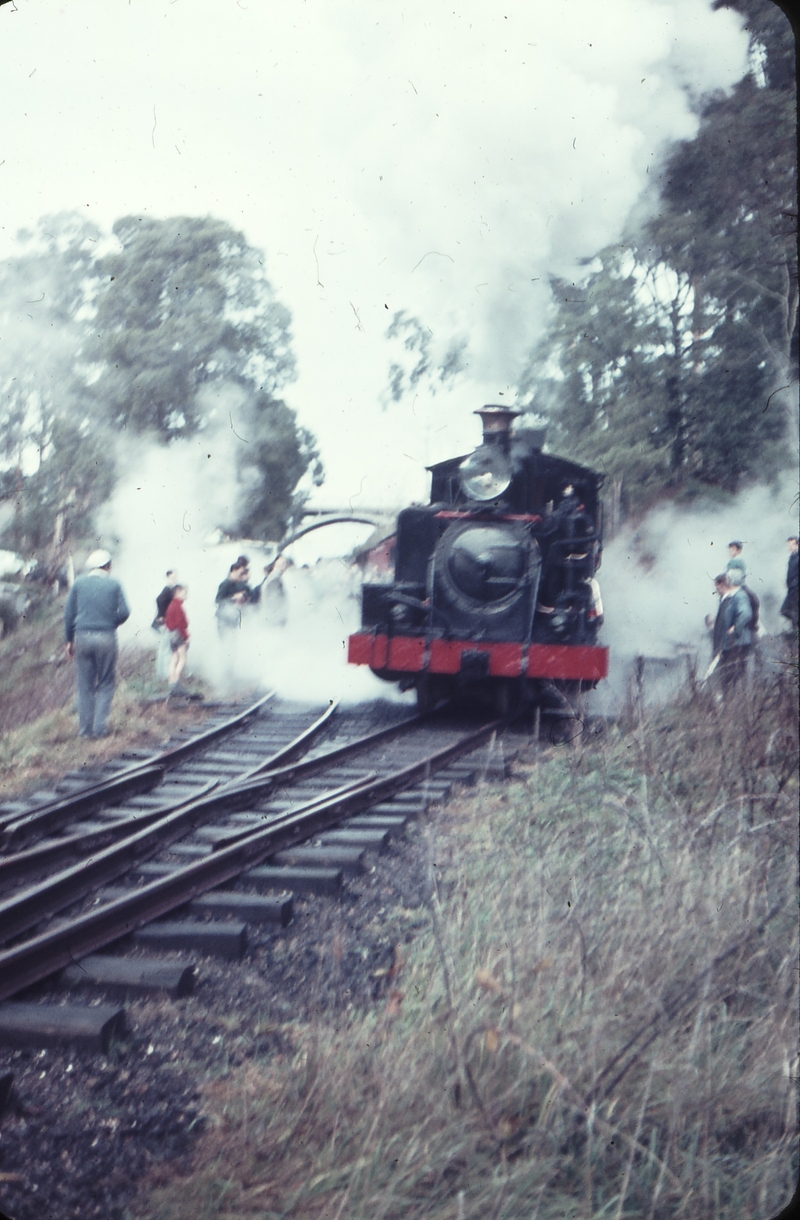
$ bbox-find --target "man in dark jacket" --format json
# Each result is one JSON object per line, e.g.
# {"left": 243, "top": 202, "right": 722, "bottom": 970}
{"left": 710, "top": 574, "right": 732, "bottom": 658}
{"left": 781, "top": 536, "right": 798, "bottom": 634}
{"left": 215, "top": 558, "right": 261, "bottom": 633}
{"left": 64, "top": 549, "right": 130, "bottom": 737}
{"left": 153, "top": 568, "right": 177, "bottom": 678}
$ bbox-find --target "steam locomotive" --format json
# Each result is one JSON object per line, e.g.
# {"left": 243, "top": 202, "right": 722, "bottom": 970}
{"left": 347, "top": 406, "right": 608, "bottom": 713}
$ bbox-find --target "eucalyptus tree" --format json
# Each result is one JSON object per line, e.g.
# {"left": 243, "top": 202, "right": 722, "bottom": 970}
{"left": 0, "top": 215, "right": 114, "bottom": 550}
{"left": 518, "top": 0, "right": 796, "bottom": 515}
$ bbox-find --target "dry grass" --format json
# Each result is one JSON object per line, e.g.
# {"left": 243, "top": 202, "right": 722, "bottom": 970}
{"left": 129, "top": 652, "right": 799, "bottom": 1220}
{"left": 0, "top": 596, "right": 211, "bottom": 801}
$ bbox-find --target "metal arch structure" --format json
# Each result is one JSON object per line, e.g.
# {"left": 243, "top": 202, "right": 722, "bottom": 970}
{"left": 277, "top": 512, "right": 396, "bottom": 555}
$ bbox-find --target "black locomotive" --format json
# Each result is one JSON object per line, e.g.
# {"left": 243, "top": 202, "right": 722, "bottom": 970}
{"left": 348, "top": 406, "right": 608, "bottom": 712}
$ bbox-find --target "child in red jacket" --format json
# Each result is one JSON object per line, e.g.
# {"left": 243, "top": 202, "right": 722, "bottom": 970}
{"left": 164, "top": 585, "right": 190, "bottom": 690}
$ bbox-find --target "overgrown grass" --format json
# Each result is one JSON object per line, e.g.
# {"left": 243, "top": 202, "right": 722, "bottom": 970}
{"left": 133, "top": 655, "right": 798, "bottom": 1220}
{"left": 0, "top": 596, "right": 211, "bottom": 800}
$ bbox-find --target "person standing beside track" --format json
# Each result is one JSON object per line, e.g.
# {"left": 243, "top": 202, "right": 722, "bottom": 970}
{"left": 716, "top": 571, "right": 753, "bottom": 690}
{"left": 781, "top": 536, "right": 798, "bottom": 635}
{"left": 153, "top": 568, "right": 178, "bottom": 678}
{"left": 215, "top": 556, "right": 262, "bottom": 634}
{"left": 63, "top": 549, "right": 130, "bottom": 738}
{"left": 164, "top": 584, "right": 190, "bottom": 693}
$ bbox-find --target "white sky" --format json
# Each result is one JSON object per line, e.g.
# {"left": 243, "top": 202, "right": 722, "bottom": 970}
{"left": 2, "top": 0, "right": 750, "bottom": 513}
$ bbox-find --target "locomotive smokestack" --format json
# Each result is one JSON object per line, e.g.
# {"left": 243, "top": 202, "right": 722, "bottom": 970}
{"left": 474, "top": 405, "right": 520, "bottom": 453}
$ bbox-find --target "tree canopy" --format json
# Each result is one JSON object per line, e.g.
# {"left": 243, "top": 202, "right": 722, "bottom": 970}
{"left": 519, "top": 0, "right": 796, "bottom": 515}
{"left": 0, "top": 214, "right": 321, "bottom": 552}
{"left": 90, "top": 215, "right": 296, "bottom": 439}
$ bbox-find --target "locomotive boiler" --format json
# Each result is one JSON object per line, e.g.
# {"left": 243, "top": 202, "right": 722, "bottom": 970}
{"left": 347, "top": 406, "right": 608, "bottom": 713}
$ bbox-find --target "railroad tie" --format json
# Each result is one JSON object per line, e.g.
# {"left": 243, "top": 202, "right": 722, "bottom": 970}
{"left": 60, "top": 955, "right": 196, "bottom": 998}
{"left": 271, "top": 845, "right": 366, "bottom": 874}
{"left": 317, "top": 828, "right": 390, "bottom": 851}
{"left": 96, "top": 885, "right": 293, "bottom": 927}
{"left": 0, "top": 1002, "right": 125, "bottom": 1053}
{"left": 240, "top": 865, "right": 342, "bottom": 896}
{"left": 133, "top": 920, "right": 248, "bottom": 961}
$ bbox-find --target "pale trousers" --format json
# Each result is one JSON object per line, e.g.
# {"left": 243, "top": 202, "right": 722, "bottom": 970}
{"left": 74, "top": 630, "right": 118, "bottom": 737}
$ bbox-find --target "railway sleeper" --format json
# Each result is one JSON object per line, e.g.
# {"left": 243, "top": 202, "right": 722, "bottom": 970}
{"left": 317, "top": 828, "right": 390, "bottom": 851}
{"left": 132, "top": 920, "right": 248, "bottom": 961}
{"left": 0, "top": 1002, "right": 125, "bottom": 1053}
{"left": 59, "top": 954, "right": 196, "bottom": 998}
{"left": 367, "top": 801, "right": 426, "bottom": 817}
{"left": 271, "top": 845, "right": 366, "bottom": 874}
{"left": 241, "top": 865, "right": 343, "bottom": 896}
{"left": 341, "top": 814, "right": 408, "bottom": 831}
{"left": 132, "top": 858, "right": 345, "bottom": 897}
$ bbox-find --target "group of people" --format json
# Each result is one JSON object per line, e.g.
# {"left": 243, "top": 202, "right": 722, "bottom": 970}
{"left": 61, "top": 548, "right": 292, "bottom": 740}
{"left": 58, "top": 532, "right": 800, "bottom": 737}
{"left": 705, "top": 536, "right": 798, "bottom": 693}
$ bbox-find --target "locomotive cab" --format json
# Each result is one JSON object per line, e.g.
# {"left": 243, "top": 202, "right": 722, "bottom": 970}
{"left": 349, "top": 406, "right": 608, "bottom": 711}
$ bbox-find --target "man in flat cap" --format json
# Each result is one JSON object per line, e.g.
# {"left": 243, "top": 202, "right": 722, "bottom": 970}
{"left": 63, "top": 549, "right": 130, "bottom": 738}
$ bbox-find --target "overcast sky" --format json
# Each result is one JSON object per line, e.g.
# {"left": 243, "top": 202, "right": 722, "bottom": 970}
{"left": 2, "top": 0, "right": 750, "bottom": 511}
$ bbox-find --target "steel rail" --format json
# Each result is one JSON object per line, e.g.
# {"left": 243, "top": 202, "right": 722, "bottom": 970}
{"left": 0, "top": 767, "right": 165, "bottom": 851}
{"left": 0, "top": 700, "right": 341, "bottom": 887}
{"left": 134, "top": 690, "right": 276, "bottom": 772}
{"left": 0, "top": 718, "right": 502, "bottom": 1002}
{"left": 0, "top": 691, "right": 277, "bottom": 848}
{"left": 0, "top": 702, "right": 344, "bottom": 943}
{"left": 235, "top": 698, "right": 338, "bottom": 781}
{"left": 0, "top": 781, "right": 220, "bottom": 891}
{"left": 217, "top": 707, "right": 431, "bottom": 800}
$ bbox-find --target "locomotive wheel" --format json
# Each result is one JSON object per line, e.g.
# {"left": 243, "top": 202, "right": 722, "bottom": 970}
{"left": 415, "top": 674, "right": 450, "bottom": 713}
{"left": 539, "top": 680, "right": 584, "bottom": 745}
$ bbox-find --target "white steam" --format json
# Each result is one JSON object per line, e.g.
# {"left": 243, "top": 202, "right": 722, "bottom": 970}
{"left": 0, "top": 0, "right": 752, "bottom": 507}
{"left": 596, "top": 478, "right": 799, "bottom": 708}
{"left": 102, "top": 436, "right": 408, "bottom": 704}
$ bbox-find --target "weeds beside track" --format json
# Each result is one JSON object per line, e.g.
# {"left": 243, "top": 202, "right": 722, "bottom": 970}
{"left": 131, "top": 656, "right": 798, "bottom": 1220}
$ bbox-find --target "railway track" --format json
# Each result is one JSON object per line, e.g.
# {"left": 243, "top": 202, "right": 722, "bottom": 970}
{"left": 0, "top": 695, "right": 508, "bottom": 1052}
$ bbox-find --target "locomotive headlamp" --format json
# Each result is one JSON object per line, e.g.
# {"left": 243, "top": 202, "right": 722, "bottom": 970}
{"left": 458, "top": 445, "right": 512, "bottom": 502}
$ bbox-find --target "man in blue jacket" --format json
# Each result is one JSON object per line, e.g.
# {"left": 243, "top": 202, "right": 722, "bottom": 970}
{"left": 719, "top": 571, "right": 752, "bottom": 691}
{"left": 64, "top": 549, "right": 130, "bottom": 737}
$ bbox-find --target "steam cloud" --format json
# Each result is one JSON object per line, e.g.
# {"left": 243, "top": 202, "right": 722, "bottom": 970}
{"left": 1, "top": 0, "right": 752, "bottom": 506}
{"left": 105, "top": 434, "right": 407, "bottom": 704}
{"left": 596, "top": 477, "right": 799, "bottom": 709}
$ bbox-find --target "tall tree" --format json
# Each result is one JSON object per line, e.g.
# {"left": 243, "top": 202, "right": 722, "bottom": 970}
{"left": 518, "top": 0, "right": 796, "bottom": 514}
{"left": 90, "top": 215, "right": 297, "bottom": 439}
{"left": 0, "top": 213, "right": 322, "bottom": 551}
{"left": 87, "top": 215, "right": 319, "bottom": 541}
{"left": 0, "top": 215, "right": 116, "bottom": 551}
{"left": 650, "top": 0, "right": 797, "bottom": 443}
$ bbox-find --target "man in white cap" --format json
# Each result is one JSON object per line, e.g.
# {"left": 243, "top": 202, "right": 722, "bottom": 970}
{"left": 63, "top": 549, "right": 130, "bottom": 737}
